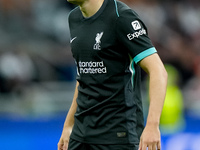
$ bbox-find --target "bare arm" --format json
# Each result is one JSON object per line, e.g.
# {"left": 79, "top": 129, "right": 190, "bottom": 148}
{"left": 138, "top": 53, "right": 168, "bottom": 150}
{"left": 58, "top": 81, "right": 79, "bottom": 150}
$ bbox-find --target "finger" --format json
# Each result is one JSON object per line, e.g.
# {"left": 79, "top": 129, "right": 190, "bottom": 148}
{"left": 157, "top": 141, "right": 161, "bottom": 150}
{"left": 147, "top": 145, "right": 152, "bottom": 150}
{"left": 58, "top": 142, "right": 63, "bottom": 150}
{"left": 142, "top": 143, "right": 147, "bottom": 150}
{"left": 152, "top": 143, "right": 157, "bottom": 150}
{"left": 139, "top": 141, "right": 142, "bottom": 150}
{"left": 63, "top": 141, "right": 69, "bottom": 150}
{"left": 139, "top": 136, "right": 144, "bottom": 150}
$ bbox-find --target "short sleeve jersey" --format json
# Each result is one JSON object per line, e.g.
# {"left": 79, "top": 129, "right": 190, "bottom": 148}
{"left": 68, "top": 0, "right": 157, "bottom": 145}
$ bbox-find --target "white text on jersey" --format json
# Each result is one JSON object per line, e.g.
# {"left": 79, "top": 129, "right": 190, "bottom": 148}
{"left": 127, "top": 28, "right": 146, "bottom": 40}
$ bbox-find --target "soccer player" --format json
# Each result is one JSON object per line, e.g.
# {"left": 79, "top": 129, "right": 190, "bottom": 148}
{"left": 58, "top": 0, "right": 168, "bottom": 150}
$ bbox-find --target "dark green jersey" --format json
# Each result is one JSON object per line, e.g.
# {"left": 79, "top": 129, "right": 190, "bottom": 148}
{"left": 68, "top": 0, "right": 157, "bottom": 144}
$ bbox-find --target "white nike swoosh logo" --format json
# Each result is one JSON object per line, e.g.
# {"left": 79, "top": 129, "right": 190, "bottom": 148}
{"left": 70, "top": 37, "right": 77, "bottom": 43}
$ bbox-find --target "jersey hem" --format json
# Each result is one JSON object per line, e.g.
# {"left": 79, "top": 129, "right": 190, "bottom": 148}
{"left": 70, "top": 135, "right": 139, "bottom": 145}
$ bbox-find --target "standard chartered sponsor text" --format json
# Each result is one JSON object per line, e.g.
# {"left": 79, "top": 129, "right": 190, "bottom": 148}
{"left": 78, "top": 61, "right": 107, "bottom": 74}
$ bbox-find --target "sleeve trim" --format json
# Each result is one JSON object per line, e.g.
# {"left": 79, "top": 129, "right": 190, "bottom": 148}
{"left": 133, "top": 47, "right": 157, "bottom": 64}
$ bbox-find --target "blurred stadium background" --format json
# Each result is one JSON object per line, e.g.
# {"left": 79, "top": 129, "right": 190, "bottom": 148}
{"left": 0, "top": 0, "right": 199, "bottom": 150}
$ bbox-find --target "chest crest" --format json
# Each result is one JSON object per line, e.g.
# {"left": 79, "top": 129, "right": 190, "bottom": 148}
{"left": 93, "top": 32, "right": 104, "bottom": 50}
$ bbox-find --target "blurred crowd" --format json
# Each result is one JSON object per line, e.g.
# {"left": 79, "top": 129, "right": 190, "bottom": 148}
{"left": 0, "top": 0, "right": 76, "bottom": 93}
{"left": 0, "top": 0, "right": 200, "bottom": 118}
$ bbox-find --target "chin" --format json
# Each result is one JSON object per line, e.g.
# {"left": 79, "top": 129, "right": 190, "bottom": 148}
{"left": 67, "top": 0, "right": 80, "bottom": 5}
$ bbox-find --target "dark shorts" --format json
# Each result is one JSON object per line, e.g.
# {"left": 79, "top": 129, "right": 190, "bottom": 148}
{"left": 68, "top": 138, "right": 139, "bottom": 150}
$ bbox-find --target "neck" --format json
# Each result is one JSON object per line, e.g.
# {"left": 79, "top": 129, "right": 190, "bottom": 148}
{"left": 79, "top": 0, "right": 104, "bottom": 18}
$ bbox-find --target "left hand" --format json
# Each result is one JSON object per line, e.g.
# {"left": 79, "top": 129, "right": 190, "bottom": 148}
{"left": 139, "top": 123, "right": 161, "bottom": 150}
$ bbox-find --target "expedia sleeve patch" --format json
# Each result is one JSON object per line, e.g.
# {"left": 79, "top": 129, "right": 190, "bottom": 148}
{"left": 131, "top": 20, "right": 142, "bottom": 30}
{"left": 116, "top": 10, "right": 154, "bottom": 59}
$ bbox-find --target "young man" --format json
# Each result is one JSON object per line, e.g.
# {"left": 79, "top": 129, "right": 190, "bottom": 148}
{"left": 58, "top": 0, "right": 168, "bottom": 150}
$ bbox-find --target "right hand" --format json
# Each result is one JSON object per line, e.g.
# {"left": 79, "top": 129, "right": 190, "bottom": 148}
{"left": 57, "top": 128, "right": 72, "bottom": 150}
